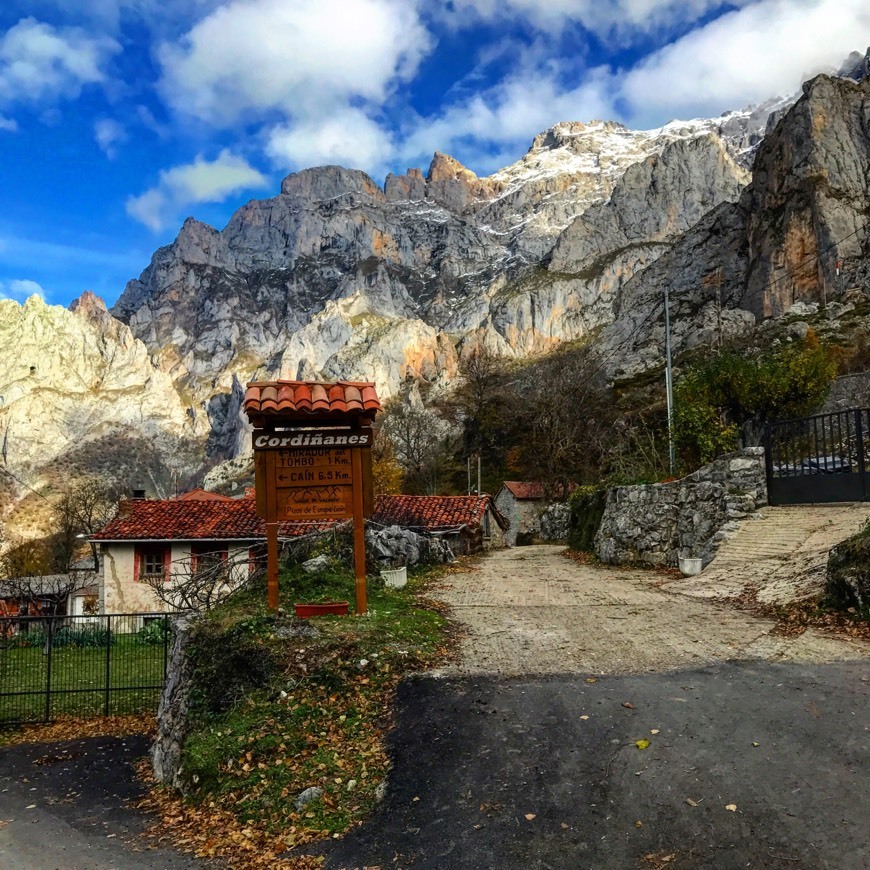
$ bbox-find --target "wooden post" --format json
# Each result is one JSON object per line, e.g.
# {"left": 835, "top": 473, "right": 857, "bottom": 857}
{"left": 351, "top": 446, "right": 367, "bottom": 615}
{"left": 264, "top": 449, "right": 280, "bottom": 611}
{"left": 266, "top": 521, "right": 279, "bottom": 612}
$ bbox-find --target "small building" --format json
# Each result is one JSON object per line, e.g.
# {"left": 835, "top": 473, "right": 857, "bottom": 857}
{"left": 90, "top": 497, "right": 317, "bottom": 616}
{"left": 0, "top": 574, "right": 98, "bottom": 618}
{"left": 372, "top": 494, "right": 507, "bottom": 554}
{"left": 495, "top": 481, "right": 546, "bottom": 546}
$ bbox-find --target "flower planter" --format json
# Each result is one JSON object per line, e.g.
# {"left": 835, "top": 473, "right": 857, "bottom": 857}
{"left": 294, "top": 601, "right": 349, "bottom": 618}
{"left": 679, "top": 557, "right": 704, "bottom": 576}
{"left": 381, "top": 567, "right": 408, "bottom": 589}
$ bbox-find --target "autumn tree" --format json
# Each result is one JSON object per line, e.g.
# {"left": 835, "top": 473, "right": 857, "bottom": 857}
{"left": 378, "top": 399, "right": 457, "bottom": 494}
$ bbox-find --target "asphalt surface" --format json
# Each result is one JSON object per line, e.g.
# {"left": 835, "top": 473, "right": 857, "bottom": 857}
{"left": 327, "top": 661, "right": 869, "bottom": 870}
{"left": 0, "top": 734, "right": 198, "bottom": 869}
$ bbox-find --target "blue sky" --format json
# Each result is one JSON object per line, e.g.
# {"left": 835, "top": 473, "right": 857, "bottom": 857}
{"left": 0, "top": 0, "right": 866, "bottom": 308}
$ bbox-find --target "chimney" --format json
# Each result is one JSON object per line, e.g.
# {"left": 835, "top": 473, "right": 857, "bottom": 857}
{"left": 131, "top": 489, "right": 147, "bottom": 500}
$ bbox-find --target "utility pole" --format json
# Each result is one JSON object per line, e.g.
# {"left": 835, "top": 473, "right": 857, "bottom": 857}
{"left": 477, "top": 454, "right": 482, "bottom": 496}
{"left": 467, "top": 456, "right": 471, "bottom": 495}
{"left": 664, "top": 285, "right": 676, "bottom": 475}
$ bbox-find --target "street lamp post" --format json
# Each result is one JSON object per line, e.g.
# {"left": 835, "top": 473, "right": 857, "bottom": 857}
{"left": 664, "top": 285, "right": 676, "bottom": 475}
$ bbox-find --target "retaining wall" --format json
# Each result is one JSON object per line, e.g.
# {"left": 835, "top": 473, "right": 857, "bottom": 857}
{"left": 595, "top": 447, "right": 767, "bottom": 567}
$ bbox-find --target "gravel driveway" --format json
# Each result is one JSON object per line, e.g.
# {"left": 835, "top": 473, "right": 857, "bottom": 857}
{"left": 433, "top": 545, "right": 869, "bottom": 675}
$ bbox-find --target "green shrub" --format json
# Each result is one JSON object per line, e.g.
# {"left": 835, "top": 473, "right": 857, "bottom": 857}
{"left": 674, "top": 332, "right": 836, "bottom": 468}
{"left": 567, "top": 486, "right": 608, "bottom": 552}
{"left": 137, "top": 619, "right": 170, "bottom": 646}
{"left": 825, "top": 522, "right": 870, "bottom": 617}
{"left": 187, "top": 615, "right": 284, "bottom": 715}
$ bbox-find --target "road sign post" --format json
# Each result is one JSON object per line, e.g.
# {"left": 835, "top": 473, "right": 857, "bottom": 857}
{"left": 244, "top": 382, "right": 380, "bottom": 614}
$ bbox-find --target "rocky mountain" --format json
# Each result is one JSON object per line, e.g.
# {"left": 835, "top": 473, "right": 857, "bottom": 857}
{"left": 1, "top": 50, "right": 868, "bottom": 539}
{"left": 602, "top": 71, "right": 870, "bottom": 378}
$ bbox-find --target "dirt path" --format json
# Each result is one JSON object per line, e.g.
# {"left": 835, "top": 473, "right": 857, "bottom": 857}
{"left": 433, "top": 545, "right": 869, "bottom": 675}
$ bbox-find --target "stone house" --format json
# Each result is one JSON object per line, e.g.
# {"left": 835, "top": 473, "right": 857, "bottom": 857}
{"left": 495, "top": 482, "right": 546, "bottom": 546}
{"left": 371, "top": 494, "right": 508, "bottom": 555}
{"left": 90, "top": 494, "right": 314, "bottom": 618}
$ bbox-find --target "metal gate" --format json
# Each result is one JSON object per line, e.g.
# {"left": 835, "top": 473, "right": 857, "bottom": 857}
{"left": 764, "top": 408, "right": 869, "bottom": 505}
{"left": 0, "top": 612, "right": 172, "bottom": 725}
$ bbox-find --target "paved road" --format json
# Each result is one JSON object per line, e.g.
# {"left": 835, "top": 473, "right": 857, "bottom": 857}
{"left": 327, "top": 662, "right": 869, "bottom": 870}
{"left": 326, "top": 546, "right": 870, "bottom": 868}
{"left": 0, "top": 734, "right": 198, "bottom": 869}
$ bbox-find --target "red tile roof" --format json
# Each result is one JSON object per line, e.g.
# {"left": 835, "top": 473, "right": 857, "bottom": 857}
{"left": 501, "top": 481, "right": 545, "bottom": 500}
{"left": 372, "top": 495, "right": 508, "bottom": 532}
{"left": 175, "top": 488, "right": 233, "bottom": 502}
{"left": 244, "top": 380, "right": 381, "bottom": 425}
{"left": 91, "top": 498, "right": 327, "bottom": 542}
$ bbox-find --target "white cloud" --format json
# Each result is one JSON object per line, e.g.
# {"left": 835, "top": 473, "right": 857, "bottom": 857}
{"left": 398, "top": 0, "right": 870, "bottom": 175}
{"left": 0, "top": 278, "right": 46, "bottom": 302}
{"left": 94, "top": 117, "right": 126, "bottom": 157}
{"left": 266, "top": 108, "right": 394, "bottom": 172}
{"left": 620, "top": 0, "right": 870, "bottom": 124}
{"left": 126, "top": 149, "right": 270, "bottom": 231}
{"left": 0, "top": 18, "right": 120, "bottom": 109}
{"left": 0, "top": 114, "right": 17, "bottom": 132}
{"left": 158, "top": 0, "right": 431, "bottom": 126}
{"left": 443, "top": 0, "right": 748, "bottom": 41}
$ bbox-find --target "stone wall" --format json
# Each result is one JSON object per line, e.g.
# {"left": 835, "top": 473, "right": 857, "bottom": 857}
{"left": 821, "top": 371, "right": 870, "bottom": 413}
{"left": 595, "top": 448, "right": 767, "bottom": 567}
{"left": 151, "top": 616, "right": 193, "bottom": 789}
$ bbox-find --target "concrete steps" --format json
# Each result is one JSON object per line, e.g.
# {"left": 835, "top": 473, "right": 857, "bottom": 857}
{"left": 664, "top": 503, "right": 870, "bottom": 604}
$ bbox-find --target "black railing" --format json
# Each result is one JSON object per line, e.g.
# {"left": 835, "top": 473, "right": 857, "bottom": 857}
{"left": 0, "top": 612, "right": 173, "bottom": 725}
{"left": 764, "top": 408, "right": 869, "bottom": 505}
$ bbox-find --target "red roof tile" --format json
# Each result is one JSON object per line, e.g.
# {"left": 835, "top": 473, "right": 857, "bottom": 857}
{"left": 91, "top": 498, "right": 328, "bottom": 542}
{"left": 244, "top": 380, "right": 381, "bottom": 425}
{"left": 175, "top": 488, "right": 233, "bottom": 502}
{"left": 501, "top": 481, "right": 545, "bottom": 500}
{"left": 372, "top": 495, "right": 508, "bottom": 532}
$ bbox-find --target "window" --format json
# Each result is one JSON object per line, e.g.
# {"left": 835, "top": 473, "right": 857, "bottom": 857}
{"left": 191, "top": 545, "right": 228, "bottom": 576}
{"left": 136, "top": 546, "right": 169, "bottom": 583}
{"left": 141, "top": 548, "right": 166, "bottom": 576}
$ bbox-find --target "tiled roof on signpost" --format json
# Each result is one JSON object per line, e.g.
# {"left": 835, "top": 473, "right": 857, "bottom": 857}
{"left": 371, "top": 494, "right": 508, "bottom": 532}
{"left": 243, "top": 380, "right": 381, "bottom": 426}
{"left": 91, "top": 498, "right": 327, "bottom": 542}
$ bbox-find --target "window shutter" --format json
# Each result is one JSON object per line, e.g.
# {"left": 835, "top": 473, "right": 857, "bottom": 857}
{"left": 133, "top": 546, "right": 141, "bottom": 584}
{"left": 164, "top": 545, "right": 171, "bottom": 583}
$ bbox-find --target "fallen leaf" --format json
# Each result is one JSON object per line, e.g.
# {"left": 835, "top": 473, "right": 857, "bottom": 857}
{"left": 580, "top": 715, "right": 589, "bottom": 721}
{"left": 635, "top": 739, "right": 650, "bottom": 750}
{"left": 635, "top": 820, "right": 643, "bottom": 828}
{"left": 560, "top": 822, "right": 569, "bottom": 829}
{"left": 725, "top": 804, "right": 737, "bottom": 812}
{"left": 586, "top": 677, "right": 598, "bottom": 684}
{"left": 650, "top": 729, "right": 660, "bottom": 735}
{"left": 686, "top": 799, "right": 699, "bottom": 807}
{"left": 524, "top": 813, "right": 536, "bottom": 821}
{"left": 752, "top": 742, "right": 760, "bottom": 747}
{"left": 622, "top": 702, "right": 636, "bottom": 709}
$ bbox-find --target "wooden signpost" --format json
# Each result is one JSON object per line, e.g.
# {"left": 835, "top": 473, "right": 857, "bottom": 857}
{"left": 244, "top": 382, "right": 380, "bottom": 614}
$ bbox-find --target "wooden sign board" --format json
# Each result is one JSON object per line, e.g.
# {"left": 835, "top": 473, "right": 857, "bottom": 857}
{"left": 251, "top": 424, "right": 376, "bottom": 615}
{"left": 278, "top": 485, "right": 354, "bottom": 520}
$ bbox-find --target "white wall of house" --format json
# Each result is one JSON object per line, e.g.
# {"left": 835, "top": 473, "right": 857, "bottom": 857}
{"left": 100, "top": 541, "right": 255, "bottom": 615}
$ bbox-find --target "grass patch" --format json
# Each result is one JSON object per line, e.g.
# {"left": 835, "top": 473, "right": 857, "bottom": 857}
{"left": 0, "top": 633, "right": 168, "bottom": 725}
{"left": 142, "top": 561, "right": 455, "bottom": 866}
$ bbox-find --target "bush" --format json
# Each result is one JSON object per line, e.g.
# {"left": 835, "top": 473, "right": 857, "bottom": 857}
{"left": 137, "top": 619, "right": 171, "bottom": 646}
{"left": 187, "top": 615, "right": 284, "bottom": 714}
{"left": 674, "top": 333, "right": 836, "bottom": 468}
{"left": 567, "top": 486, "right": 608, "bottom": 552}
{"left": 825, "top": 522, "right": 870, "bottom": 617}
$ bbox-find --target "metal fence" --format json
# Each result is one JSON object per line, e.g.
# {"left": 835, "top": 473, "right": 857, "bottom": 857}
{"left": 0, "top": 612, "right": 173, "bottom": 725}
{"left": 765, "top": 408, "right": 869, "bottom": 505}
